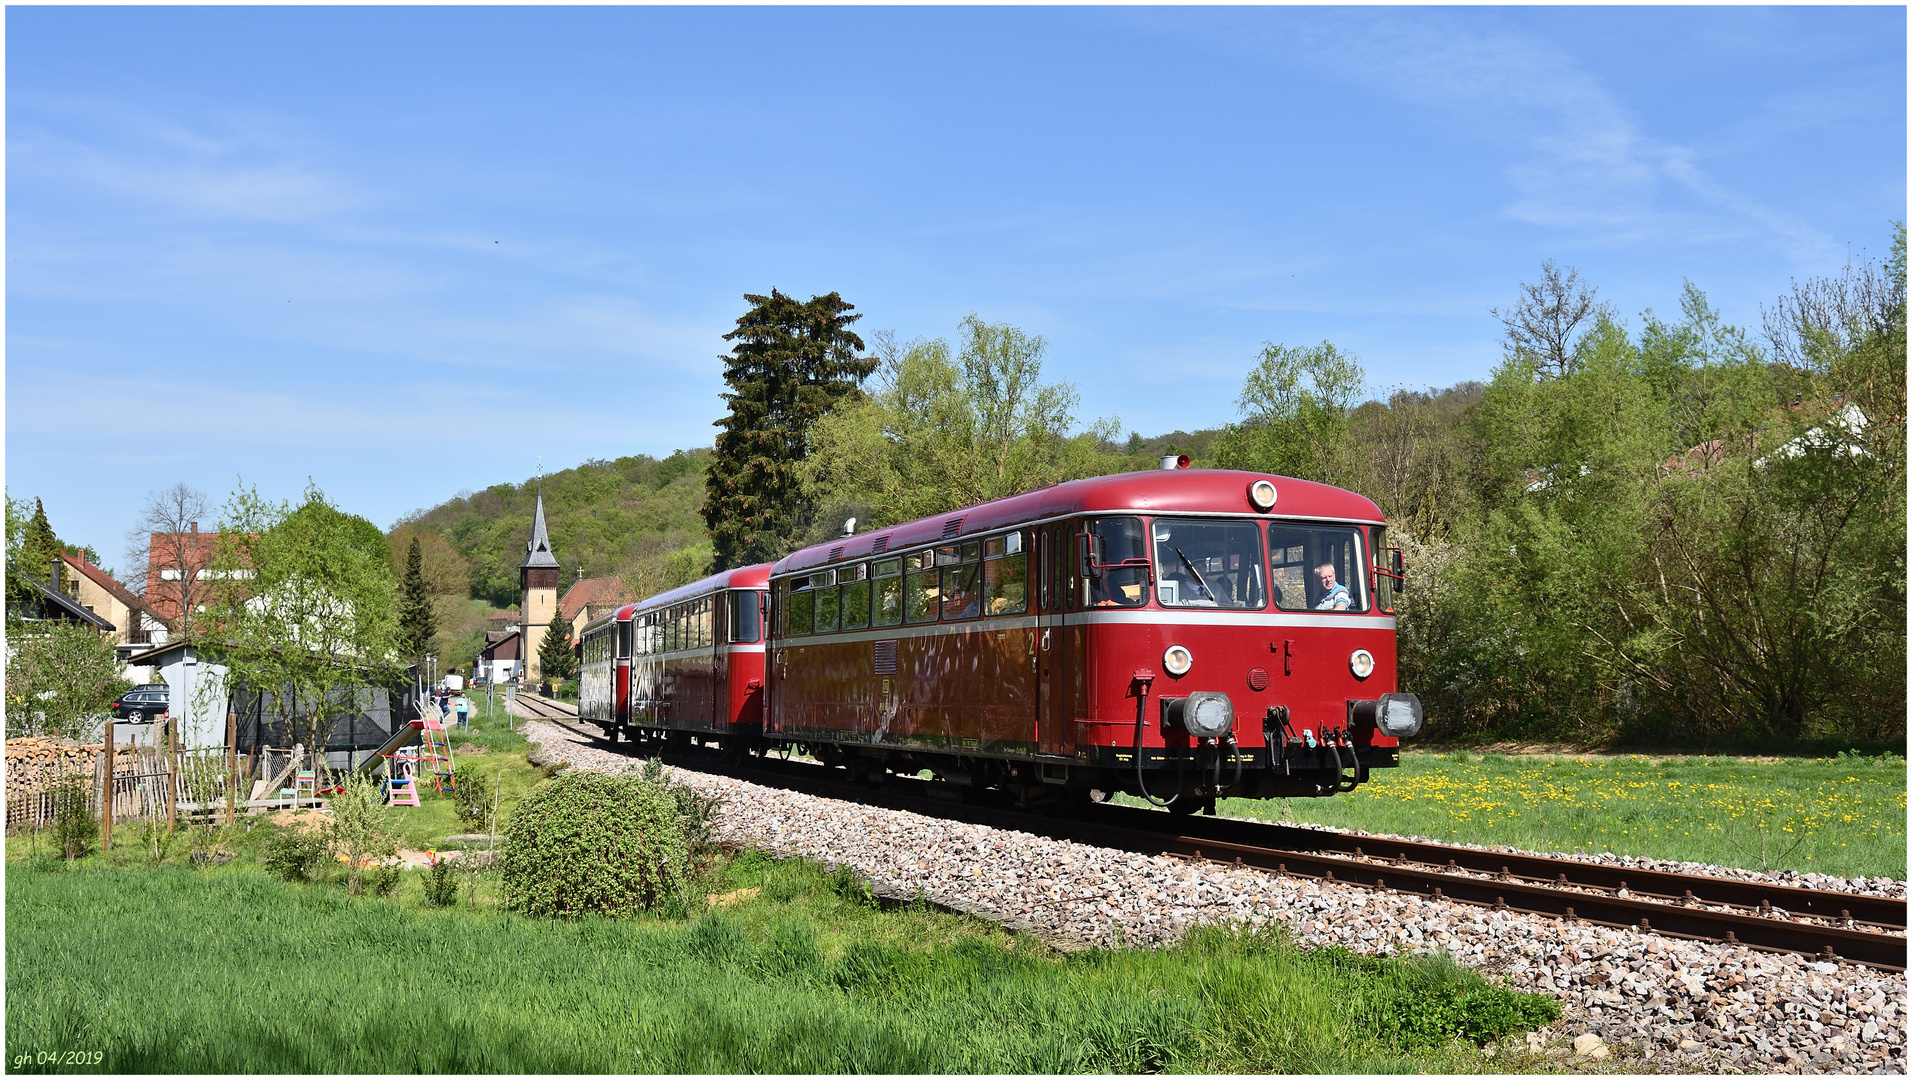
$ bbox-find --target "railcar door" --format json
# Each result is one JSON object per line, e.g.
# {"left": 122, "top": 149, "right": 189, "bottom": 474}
{"left": 1036, "top": 523, "right": 1072, "bottom": 756}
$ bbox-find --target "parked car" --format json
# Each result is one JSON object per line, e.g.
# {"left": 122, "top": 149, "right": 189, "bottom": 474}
{"left": 111, "top": 684, "right": 169, "bottom": 722}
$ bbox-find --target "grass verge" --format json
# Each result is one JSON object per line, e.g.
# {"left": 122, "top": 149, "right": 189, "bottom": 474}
{"left": 1179, "top": 750, "right": 1905, "bottom": 880}
{"left": 6, "top": 848, "right": 1561, "bottom": 1074}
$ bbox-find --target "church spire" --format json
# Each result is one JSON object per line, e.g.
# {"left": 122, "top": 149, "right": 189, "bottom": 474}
{"left": 520, "top": 478, "right": 559, "bottom": 570}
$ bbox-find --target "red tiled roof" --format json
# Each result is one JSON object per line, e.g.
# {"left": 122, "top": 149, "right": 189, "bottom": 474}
{"left": 60, "top": 554, "right": 162, "bottom": 627}
{"left": 559, "top": 576, "right": 629, "bottom": 622}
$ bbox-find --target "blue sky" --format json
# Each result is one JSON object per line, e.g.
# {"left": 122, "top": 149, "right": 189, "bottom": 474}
{"left": 7, "top": 6, "right": 1904, "bottom": 572}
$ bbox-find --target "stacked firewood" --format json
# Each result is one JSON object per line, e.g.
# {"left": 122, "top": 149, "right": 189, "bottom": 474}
{"left": 5, "top": 737, "right": 141, "bottom": 796}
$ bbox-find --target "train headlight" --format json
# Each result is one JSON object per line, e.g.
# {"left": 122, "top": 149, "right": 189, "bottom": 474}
{"left": 1165, "top": 691, "right": 1234, "bottom": 739}
{"left": 1248, "top": 479, "right": 1278, "bottom": 511}
{"left": 1349, "top": 649, "right": 1375, "bottom": 680}
{"left": 1162, "top": 644, "right": 1193, "bottom": 677}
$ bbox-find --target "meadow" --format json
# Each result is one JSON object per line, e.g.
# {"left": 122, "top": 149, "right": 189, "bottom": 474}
{"left": 5, "top": 698, "right": 1571, "bottom": 1074}
{"left": 6, "top": 845, "right": 1560, "bottom": 1074}
{"left": 1203, "top": 750, "right": 1907, "bottom": 881}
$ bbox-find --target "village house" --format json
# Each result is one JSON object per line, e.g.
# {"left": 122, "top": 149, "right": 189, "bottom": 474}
{"left": 57, "top": 552, "right": 170, "bottom": 661}
{"left": 559, "top": 571, "right": 630, "bottom": 648}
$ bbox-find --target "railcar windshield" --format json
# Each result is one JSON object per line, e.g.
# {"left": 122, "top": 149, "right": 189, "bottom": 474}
{"left": 728, "top": 591, "right": 762, "bottom": 643}
{"left": 1150, "top": 518, "right": 1266, "bottom": 608}
{"left": 1267, "top": 524, "right": 1369, "bottom": 613}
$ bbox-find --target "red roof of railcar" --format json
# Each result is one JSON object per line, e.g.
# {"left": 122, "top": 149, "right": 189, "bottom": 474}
{"left": 631, "top": 562, "right": 773, "bottom": 614}
{"left": 772, "top": 469, "right": 1383, "bottom": 577}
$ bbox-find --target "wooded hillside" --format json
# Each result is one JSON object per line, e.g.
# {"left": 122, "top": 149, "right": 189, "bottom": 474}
{"left": 393, "top": 450, "right": 709, "bottom": 609}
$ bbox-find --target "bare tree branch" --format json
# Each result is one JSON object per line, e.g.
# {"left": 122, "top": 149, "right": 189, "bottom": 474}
{"left": 1491, "top": 260, "right": 1614, "bottom": 379}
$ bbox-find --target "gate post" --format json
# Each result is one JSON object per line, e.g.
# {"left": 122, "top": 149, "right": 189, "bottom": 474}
{"left": 100, "top": 722, "right": 115, "bottom": 851}
{"left": 226, "top": 709, "right": 238, "bottom": 826}
{"left": 166, "top": 717, "right": 179, "bottom": 832}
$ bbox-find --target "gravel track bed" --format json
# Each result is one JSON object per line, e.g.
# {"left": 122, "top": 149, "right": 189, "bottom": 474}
{"left": 522, "top": 720, "right": 1906, "bottom": 1074}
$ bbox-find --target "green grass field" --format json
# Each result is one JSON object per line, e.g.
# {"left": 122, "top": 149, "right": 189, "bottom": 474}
{"left": 6, "top": 700, "right": 1567, "bottom": 1074}
{"left": 1193, "top": 750, "right": 1906, "bottom": 880}
{"left": 6, "top": 851, "right": 1560, "bottom": 1074}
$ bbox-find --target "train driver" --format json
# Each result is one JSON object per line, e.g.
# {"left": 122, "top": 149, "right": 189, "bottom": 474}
{"left": 1314, "top": 563, "right": 1352, "bottom": 611}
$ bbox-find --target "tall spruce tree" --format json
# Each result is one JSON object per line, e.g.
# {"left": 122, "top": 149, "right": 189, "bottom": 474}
{"left": 20, "top": 498, "right": 62, "bottom": 583}
{"left": 704, "top": 290, "right": 874, "bottom": 569}
{"left": 398, "top": 535, "right": 436, "bottom": 663}
{"left": 538, "top": 609, "right": 577, "bottom": 684}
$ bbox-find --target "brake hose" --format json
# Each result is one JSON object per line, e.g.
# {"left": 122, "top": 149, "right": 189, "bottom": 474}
{"left": 1132, "top": 677, "right": 1184, "bottom": 808}
{"left": 1331, "top": 731, "right": 1358, "bottom": 793}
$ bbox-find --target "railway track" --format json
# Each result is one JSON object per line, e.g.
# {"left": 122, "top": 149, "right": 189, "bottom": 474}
{"left": 523, "top": 704, "right": 1906, "bottom": 970}
{"left": 510, "top": 693, "right": 581, "bottom": 721}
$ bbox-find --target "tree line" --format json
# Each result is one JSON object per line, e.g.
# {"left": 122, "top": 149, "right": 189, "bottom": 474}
{"left": 700, "top": 231, "right": 1905, "bottom": 750}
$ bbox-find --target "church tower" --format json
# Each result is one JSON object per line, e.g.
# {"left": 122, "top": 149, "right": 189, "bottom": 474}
{"left": 519, "top": 480, "right": 561, "bottom": 681}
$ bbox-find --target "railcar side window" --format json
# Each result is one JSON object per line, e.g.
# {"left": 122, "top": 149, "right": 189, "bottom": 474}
{"left": 873, "top": 558, "right": 903, "bottom": 627}
{"left": 904, "top": 551, "right": 940, "bottom": 623}
{"left": 940, "top": 542, "right": 982, "bottom": 620}
{"left": 698, "top": 598, "right": 714, "bottom": 647}
{"left": 1150, "top": 518, "right": 1266, "bottom": 609}
{"left": 786, "top": 580, "right": 815, "bottom": 636}
{"left": 841, "top": 564, "right": 871, "bottom": 630}
{"left": 813, "top": 570, "right": 840, "bottom": 633}
{"left": 728, "top": 591, "right": 762, "bottom": 644}
{"left": 1371, "top": 526, "right": 1395, "bottom": 612}
{"left": 983, "top": 532, "right": 1028, "bottom": 615}
{"left": 1267, "top": 525, "right": 1369, "bottom": 613}
{"left": 618, "top": 621, "right": 632, "bottom": 657}
{"left": 1082, "top": 517, "right": 1148, "bottom": 608}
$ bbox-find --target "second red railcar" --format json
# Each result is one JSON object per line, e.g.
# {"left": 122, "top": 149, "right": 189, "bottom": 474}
{"left": 583, "top": 564, "right": 772, "bottom": 745}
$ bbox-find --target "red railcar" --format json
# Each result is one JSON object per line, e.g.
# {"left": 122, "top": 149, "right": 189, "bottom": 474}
{"left": 596, "top": 564, "right": 772, "bottom": 744}
{"left": 763, "top": 466, "right": 1421, "bottom": 807}
{"left": 579, "top": 602, "right": 638, "bottom": 728}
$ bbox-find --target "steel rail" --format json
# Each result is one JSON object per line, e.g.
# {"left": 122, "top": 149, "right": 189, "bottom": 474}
{"left": 1100, "top": 806, "right": 1908, "bottom": 931}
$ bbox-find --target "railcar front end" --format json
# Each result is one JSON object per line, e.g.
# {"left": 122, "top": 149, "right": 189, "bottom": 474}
{"left": 625, "top": 564, "right": 771, "bottom": 746}
{"left": 579, "top": 603, "right": 638, "bottom": 733}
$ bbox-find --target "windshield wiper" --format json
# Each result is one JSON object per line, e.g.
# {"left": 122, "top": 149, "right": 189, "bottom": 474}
{"left": 1172, "top": 547, "right": 1212, "bottom": 599}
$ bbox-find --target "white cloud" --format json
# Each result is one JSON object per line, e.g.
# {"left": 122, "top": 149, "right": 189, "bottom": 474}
{"left": 10, "top": 107, "right": 358, "bottom": 224}
{"left": 1117, "top": 9, "right": 1842, "bottom": 262}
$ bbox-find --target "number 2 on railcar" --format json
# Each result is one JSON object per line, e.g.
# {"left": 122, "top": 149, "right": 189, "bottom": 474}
{"left": 764, "top": 463, "right": 1422, "bottom": 809}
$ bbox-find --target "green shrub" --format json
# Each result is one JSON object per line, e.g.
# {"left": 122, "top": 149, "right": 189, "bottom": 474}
{"left": 262, "top": 827, "right": 331, "bottom": 883}
{"left": 371, "top": 863, "right": 401, "bottom": 897}
{"left": 451, "top": 765, "right": 493, "bottom": 829}
{"left": 424, "top": 856, "right": 459, "bottom": 907}
{"left": 325, "top": 774, "right": 396, "bottom": 895}
{"left": 501, "top": 771, "right": 691, "bottom": 918}
{"left": 51, "top": 776, "right": 94, "bottom": 861}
